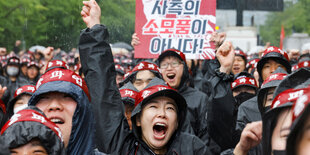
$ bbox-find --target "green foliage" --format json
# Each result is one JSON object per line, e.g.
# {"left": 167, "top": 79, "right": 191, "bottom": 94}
{"left": 0, "top": 0, "right": 135, "bottom": 51}
{"left": 260, "top": 0, "right": 310, "bottom": 46}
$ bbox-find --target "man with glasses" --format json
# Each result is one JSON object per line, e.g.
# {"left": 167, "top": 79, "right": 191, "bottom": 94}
{"left": 157, "top": 49, "right": 220, "bottom": 154}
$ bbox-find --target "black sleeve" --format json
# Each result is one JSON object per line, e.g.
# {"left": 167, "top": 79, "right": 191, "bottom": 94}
{"left": 202, "top": 66, "right": 237, "bottom": 150}
{"left": 79, "top": 24, "right": 129, "bottom": 153}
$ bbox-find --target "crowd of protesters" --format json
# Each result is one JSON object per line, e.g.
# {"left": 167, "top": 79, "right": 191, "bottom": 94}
{"left": 0, "top": 0, "right": 310, "bottom": 154}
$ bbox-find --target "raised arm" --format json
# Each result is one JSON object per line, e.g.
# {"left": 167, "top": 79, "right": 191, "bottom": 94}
{"left": 203, "top": 41, "right": 237, "bottom": 150}
{"left": 79, "top": 0, "right": 128, "bottom": 153}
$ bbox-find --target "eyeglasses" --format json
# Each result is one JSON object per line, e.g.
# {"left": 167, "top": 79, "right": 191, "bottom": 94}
{"left": 160, "top": 61, "right": 182, "bottom": 69}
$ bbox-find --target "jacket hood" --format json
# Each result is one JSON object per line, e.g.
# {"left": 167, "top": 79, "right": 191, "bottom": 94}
{"left": 28, "top": 78, "right": 95, "bottom": 154}
{"left": 257, "top": 67, "right": 288, "bottom": 115}
{"left": 0, "top": 106, "right": 65, "bottom": 155}
{"left": 130, "top": 77, "right": 187, "bottom": 148}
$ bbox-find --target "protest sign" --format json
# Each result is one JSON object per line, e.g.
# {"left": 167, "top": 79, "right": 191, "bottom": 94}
{"left": 134, "top": 0, "right": 216, "bottom": 59}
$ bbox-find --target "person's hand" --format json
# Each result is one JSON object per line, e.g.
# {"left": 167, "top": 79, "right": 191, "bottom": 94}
{"left": 288, "top": 49, "right": 300, "bottom": 60}
{"left": 42, "top": 47, "right": 54, "bottom": 62}
{"left": 216, "top": 41, "right": 235, "bottom": 74}
{"left": 131, "top": 33, "right": 140, "bottom": 47}
{"left": 81, "top": 0, "right": 101, "bottom": 28}
{"left": 0, "top": 85, "right": 7, "bottom": 99}
{"left": 234, "top": 121, "right": 262, "bottom": 155}
{"left": 210, "top": 32, "right": 226, "bottom": 50}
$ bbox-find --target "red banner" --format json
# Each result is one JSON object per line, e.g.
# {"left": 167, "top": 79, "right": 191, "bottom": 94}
{"left": 134, "top": 0, "right": 216, "bottom": 59}
{"left": 280, "top": 25, "right": 285, "bottom": 50}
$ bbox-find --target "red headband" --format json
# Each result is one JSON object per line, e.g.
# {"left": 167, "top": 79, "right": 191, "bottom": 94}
{"left": 272, "top": 87, "right": 310, "bottom": 109}
{"left": 0, "top": 109, "right": 63, "bottom": 141}
{"left": 231, "top": 77, "right": 258, "bottom": 89}
{"left": 135, "top": 85, "right": 176, "bottom": 107}
{"left": 262, "top": 46, "right": 289, "bottom": 61}
{"left": 298, "top": 61, "right": 310, "bottom": 69}
{"left": 132, "top": 61, "right": 160, "bottom": 73}
{"left": 262, "top": 73, "right": 287, "bottom": 87}
{"left": 235, "top": 50, "right": 247, "bottom": 58}
{"left": 246, "top": 58, "right": 259, "bottom": 69}
{"left": 120, "top": 89, "right": 138, "bottom": 100}
{"left": 15, "top": 85, "right": 36, "bottom": 98}
{"left": 115, "top": 64, "right": 125, "bottom": 72}
{"left": 45, "top": 60, "right": 69, "bottom": 71}
{"left": 27, "top": 61, "right": 40, "bottom": 68}
{"left": 292, "top": 90, "right": 310, "bottom": 122}
{"left": 36, "top": 68, "right": 90, "bottom": 101}
{"left": 161, "top": 49, "right": 186, "bottom": 62}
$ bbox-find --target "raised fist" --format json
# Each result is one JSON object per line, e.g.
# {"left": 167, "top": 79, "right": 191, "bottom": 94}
{"left": 81, "top": 0, "right": 101, "bottom": 28}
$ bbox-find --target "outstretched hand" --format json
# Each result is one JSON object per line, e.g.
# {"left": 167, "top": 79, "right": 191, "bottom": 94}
{"left": 81, "top": 0, "right": 101, "bottom": 28}
{"left": 216, "top": 41, "right": 235, "bottom": 74}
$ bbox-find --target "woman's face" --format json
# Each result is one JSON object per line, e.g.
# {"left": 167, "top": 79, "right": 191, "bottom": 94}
{"left": 297, "top": 113, "right": 310, "bottom": 155}
{"left": 271, "top": 108, "right": 292, "bottom": 151}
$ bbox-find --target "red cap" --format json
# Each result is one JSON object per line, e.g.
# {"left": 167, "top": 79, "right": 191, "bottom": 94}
{"left": 114, "top": 58, "right": 120, "bottom": 64}
{"left": 246, "top": 58, "right": 260, "bottom": 69}
{"left": 235, "top": 50, "right": 247, "bottom": 58}
{"left": 120, "top": 89, "right": 138, "bottom": 100}
{"left": 261, "top": 73, "right": 287, "bottom": 87}
{"left": 123, "top": 71, "right": 132, "bottom": 80}
{"left": 27, "top": 61, "right": 40, "bottom": 68}
{"left": 292, "top": 90, "right": 310, "bottom": 122}
{"left": 115, "top": 64, "right": 125, "bottom": 73}
{"left": 0, "top": 109, "right": 63, "bottom": 141}
{"left": 36, "top": 68, "right": 90, "bottom": 101}
{"left": 7, "top": 57, "right": 19, "bottom": 64}
{"left": 262, "top": 46, "right": 289, "bottom": 61}
{"left": 298, "top": 61, "right": 310, "bottom": 69}
{"left": 292, "top": 64, "right": 299, "bottom": 71}
{"left": 160, "top": 49, "right": 186, "bottom": 63}
{"left": 122, "top": 59, "right": 132, "bottom": 64}
{"left": 135, "top": 85, "right": 176, "bottom": 107}
{"left": 272, "top": 87, "right": 310, "bottom": 109}
{"left": 14, "top": 85, "right": 36, "bottom": 98}
{"left": 231, "top": 77, "right": 258, "bottom": 89}
{"left": 45, "top": 60, "right": 69, "bottom": 72}
{"left": 134, "top": 61, "right": 159, "bottom": 72}
{"left": 20, "top": 58, "right": 31, "bottom": 64}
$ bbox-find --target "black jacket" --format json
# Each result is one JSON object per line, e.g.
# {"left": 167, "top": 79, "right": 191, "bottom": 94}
{"left": 79, "top": 24, "right": 212, "bottom": 155}
{"left": 236, "top": 96, "right": 261, "bottom": 132}
{"left": 200, "top": 60, "right": 237, "bottom": 151}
